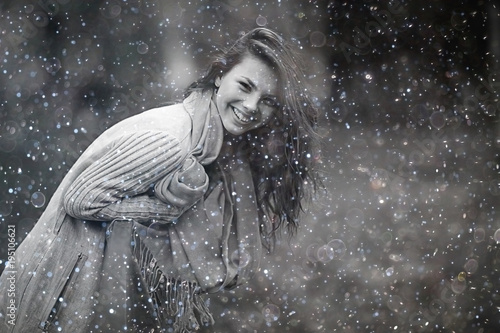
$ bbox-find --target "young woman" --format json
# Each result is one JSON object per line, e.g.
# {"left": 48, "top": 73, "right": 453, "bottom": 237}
{"left": 0, "top": 28, "right": 320, "bottom": 332}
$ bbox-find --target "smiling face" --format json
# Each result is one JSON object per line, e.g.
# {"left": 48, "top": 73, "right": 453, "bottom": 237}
{"left": 214, "top": 54, "right": 280, "bottom": 136}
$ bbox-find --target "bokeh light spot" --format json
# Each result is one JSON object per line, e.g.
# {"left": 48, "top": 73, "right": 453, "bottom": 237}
{"left": 45, "top": 57, "right": 61, "bottom": 74}
{"left": 327, "top": 239, "right": 347, "bottom": 259}
{"left": 230, "top": 248, "right": 251, "bottom": 269}
{"left": 255, "top": 15, "right": 267, "bottom": 27}
{"left": 262, "top": 304, "right": 280, "bottom": 322}
{"left": 137, "top": 42, "right": 149, "bottom": 55}
{"left": 31, "top": 191, "right": 46, "bottom": 208}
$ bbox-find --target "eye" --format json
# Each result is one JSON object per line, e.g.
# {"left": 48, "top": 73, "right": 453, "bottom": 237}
{"left": 239, "top": 81, "right": 251, "bottom": 92}
{"left": 261, "top": 96, "right": 279, "bottom": 108}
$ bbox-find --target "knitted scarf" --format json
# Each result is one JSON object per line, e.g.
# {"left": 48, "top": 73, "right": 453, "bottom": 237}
{"left": 96, "top": 157, "right": 262, "bottom": 332}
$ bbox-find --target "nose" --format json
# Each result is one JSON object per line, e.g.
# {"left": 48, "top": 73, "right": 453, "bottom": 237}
{"left": 242, "top": 93, "right": 259, "bottom": 113}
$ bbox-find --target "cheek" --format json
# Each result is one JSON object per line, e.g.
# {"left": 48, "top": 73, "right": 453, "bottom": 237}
{"left": 261, "top": 109, "right": 275, "bottom": 123}
{"left": 251, "top": 111, "right": 274, "bottom": 131}
{"left": 220, "top": 78, "right": 239, "bottom": 93}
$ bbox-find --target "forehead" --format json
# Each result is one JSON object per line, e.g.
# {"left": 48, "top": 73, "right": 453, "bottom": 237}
{"left": 230, "top": 54, "right": 279, "bottom": 93}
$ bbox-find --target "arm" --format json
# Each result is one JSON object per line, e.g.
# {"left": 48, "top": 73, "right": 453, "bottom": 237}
{"left": 63, "top": 130, "right": 206, "bottom": 223}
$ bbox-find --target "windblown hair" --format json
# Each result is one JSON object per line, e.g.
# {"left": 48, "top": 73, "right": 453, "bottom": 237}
{"left": 185, "top": 28, "right": 320, "bottom": 243}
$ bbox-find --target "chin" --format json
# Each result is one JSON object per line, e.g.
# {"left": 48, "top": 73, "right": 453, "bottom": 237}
{"left": 222, "top": 120, "right": 246, "bottom": 136}
{"left": 227, "top": 128, "right": 246, "bottom": 136}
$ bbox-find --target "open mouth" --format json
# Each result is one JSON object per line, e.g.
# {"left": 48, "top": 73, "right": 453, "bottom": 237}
{"left": 231, "top": 106, "right": 254, "bottom": 124}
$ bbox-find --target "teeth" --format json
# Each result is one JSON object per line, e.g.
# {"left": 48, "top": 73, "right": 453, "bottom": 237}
{"left": 232, "top": 107, "right": 252, "bottom": 123}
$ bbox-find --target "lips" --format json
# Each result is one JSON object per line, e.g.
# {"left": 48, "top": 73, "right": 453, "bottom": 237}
{"left": 231, "top": 106, "right": 254, "bottom": 124}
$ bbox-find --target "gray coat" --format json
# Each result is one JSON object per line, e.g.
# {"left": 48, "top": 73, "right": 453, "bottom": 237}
{"left": 0, "top": 90, "right": 262, "bottom": 332}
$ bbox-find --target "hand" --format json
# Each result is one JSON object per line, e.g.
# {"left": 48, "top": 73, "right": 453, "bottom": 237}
{"left": 178, "top": 156, "right": 207, "bottom": 189}
{"left": 153, "top": 156, "right": 209, "bottom": 208}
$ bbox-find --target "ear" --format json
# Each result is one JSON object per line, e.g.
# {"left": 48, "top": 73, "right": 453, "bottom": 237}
{"left": 215, "top": 76, "right": 221, "bottom": 87}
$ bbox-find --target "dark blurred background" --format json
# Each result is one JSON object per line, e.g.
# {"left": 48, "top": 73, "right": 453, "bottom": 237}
{"left": 1, "top": 0, "right": 499, "bottom": 332}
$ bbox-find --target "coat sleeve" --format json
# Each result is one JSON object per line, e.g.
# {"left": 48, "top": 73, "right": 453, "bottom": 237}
{"left": 63, "top": 130, "right": 206, "bottom": 223}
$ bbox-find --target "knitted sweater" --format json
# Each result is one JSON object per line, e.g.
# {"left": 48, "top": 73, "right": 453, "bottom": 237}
{"left": 62, "top": 88, "right": 223, "bottom": 224}
{"left": 0, "top": 90, "right": 262, "bottom": 332}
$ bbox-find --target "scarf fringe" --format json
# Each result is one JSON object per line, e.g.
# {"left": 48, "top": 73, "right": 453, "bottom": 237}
{"left": 132, "top": 229, "right": 214, "bottom": 332}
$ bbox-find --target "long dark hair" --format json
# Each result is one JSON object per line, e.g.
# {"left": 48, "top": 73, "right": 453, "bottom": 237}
{"left": 185, "top": 28, "right": 320, "bottom": 243}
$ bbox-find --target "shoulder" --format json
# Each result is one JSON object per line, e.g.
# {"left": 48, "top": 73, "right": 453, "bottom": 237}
{"left": 101, "top": 103, "right": 193, "bottom": 143}
{"left": 129, "top": 103, "right": 192, "bottom": 133}
{"left": 111, "top": 90, "right": 213, "bottom": 137}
